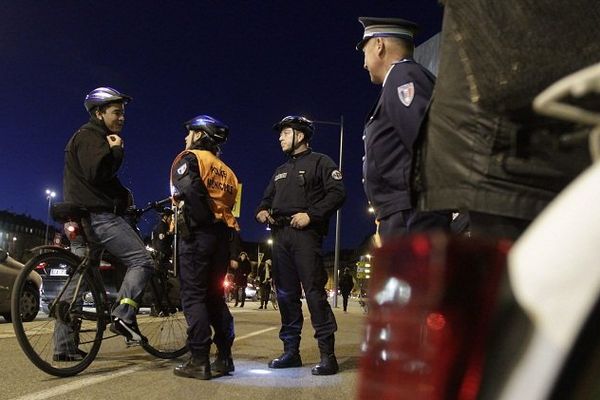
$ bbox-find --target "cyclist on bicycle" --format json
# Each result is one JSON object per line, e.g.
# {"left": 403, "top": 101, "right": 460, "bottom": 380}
{"left": 170, "top": 115, "right": 241, "bottom": 380}
{"left": 57, "top": 87, "right": 155, "bottom": 360}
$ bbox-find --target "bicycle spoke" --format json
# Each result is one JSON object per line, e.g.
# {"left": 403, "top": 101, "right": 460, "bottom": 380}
{"left": 12, "top": 252, "right": 106, "bottom": 377}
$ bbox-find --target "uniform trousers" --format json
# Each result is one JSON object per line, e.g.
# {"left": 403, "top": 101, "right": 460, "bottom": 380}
{"left": 271, "top": 226, "right": 337, "bottom": 354}
{"left": 378, "top": 209, "right": 451, "bottom": 243}
{"left": 178, "top": 222, "right": 234, "bottom": 357}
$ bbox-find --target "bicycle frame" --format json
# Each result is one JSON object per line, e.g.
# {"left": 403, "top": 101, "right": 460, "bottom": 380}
{"left": 47, "top": 252, "right": 110, "bottom": 327}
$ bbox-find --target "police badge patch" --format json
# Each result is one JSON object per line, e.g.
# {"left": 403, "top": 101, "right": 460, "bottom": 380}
{"left": 331, "top": 170, "right": 343, "bottom": 180}
{"left": 177, "top": 163, "right": 188, "bottom": 175}
{"left": 397, "top": 82, "right": 415, "bottom": 107}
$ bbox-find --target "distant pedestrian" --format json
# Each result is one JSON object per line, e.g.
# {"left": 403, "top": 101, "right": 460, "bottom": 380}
{"left": 257, "top": 259, "right": 272, "bottom": 309}
{"left": 339, "top": 268, "right": 354, "bottom": 312}
{"left": 233, "top": 252, "right": 251, "bottom": 307}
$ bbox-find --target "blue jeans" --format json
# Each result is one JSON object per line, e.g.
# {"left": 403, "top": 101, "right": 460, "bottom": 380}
{"left": 54, "top": 212, "right": 154, "bottom": 354}
{"left": 86, "top": 212, "right": 154, "bottom": 323}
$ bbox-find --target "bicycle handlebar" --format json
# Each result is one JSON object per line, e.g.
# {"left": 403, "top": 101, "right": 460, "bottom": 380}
{"left": 130, "top": 197, "right": 172, "bottom": 217}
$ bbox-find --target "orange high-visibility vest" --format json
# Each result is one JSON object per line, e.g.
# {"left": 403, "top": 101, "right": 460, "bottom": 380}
{"left": 171, "top": 149, "right": 239, "bottom": 230}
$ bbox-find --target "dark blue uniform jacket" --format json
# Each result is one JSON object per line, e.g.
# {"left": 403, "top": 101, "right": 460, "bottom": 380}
{"left": 363, "top": 58, "right": 435, "bottom": 220}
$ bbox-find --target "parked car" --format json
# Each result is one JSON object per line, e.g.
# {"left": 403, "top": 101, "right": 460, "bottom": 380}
{"left": 0, "top": 248, "right": 41, "bottom": 322}
{"left": 36, "top": 251, "right": 124, "bottom": 314}
{"left": 245, "top": 282, "right": 258, "bottom": 301}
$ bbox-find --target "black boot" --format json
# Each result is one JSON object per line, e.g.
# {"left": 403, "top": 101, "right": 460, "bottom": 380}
{"left": 174, "top": 355, "right": 211, "bottom": 380}
{"left": 211, "top": 355, "right": 235, "bottom": 375}
{"left": 311, "top": 353, "right": 339, "bottom": 376}
{"left": 268, "top": 351, "right": 302, "bottom": 368}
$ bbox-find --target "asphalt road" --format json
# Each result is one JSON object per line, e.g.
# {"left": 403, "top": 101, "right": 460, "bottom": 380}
{"left": 0, "top": 298, "right": 366, "bottom": 400}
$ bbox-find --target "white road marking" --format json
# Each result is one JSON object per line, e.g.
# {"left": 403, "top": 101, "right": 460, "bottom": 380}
{"left": 9, "top": 365, "right": 144, "bottom": 400}
{"left": 7, "top": 322, "right": 290, "bottom": 400}
{"left": 234, "top": 326, "right": 278, "bottom": 341}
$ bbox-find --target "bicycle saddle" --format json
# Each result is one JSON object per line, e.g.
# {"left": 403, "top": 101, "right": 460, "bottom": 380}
{"left": 51, "top": 202, "right": 89, "bottom": 223}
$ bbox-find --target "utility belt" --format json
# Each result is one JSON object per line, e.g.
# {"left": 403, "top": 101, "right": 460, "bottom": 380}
{"left": 271, "top": 216, "right": 292, "bottom": 227}
{"left": 270, "top": 214, "right": 328, "bottom": 235}
{"left": 177, "top": 205, "right": 229, "bottom": 240}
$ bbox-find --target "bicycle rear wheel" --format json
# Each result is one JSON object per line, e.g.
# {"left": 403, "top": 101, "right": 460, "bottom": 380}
{"left": 12, "top": 252, "right": 106, "bottom": 377}
{"left": 139, "top": 274, "right": 188, "bottom": 359}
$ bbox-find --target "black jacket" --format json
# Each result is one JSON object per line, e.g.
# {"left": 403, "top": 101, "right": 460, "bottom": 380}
{"left": 257, "top": 263, "right": 271, "bottom": 284}
{"left": 413, "top": 5, "right": 592, "bottom": 221}
{"left": 234, "top": 258, "right": 252, "bottom": 286}
{"left": 256, "top": 149, "right": 345, "bottom": 235}
{"left": 339, "top": 273, "right": 354, "bottom": 295}
{"left": 63, "top": 118, "right": 130, "bottom": 214}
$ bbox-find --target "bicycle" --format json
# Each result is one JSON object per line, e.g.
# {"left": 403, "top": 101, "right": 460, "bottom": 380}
{"left": 11, "top": 199, "right": 188, "bottom": 377}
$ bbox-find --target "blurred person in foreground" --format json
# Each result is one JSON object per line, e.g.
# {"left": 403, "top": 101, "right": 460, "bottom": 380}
{"left": 413, "top": 1, "right": 599, "bottom": 240}
{"left": 407, "top": 1, "right": 600, "bottom": 397}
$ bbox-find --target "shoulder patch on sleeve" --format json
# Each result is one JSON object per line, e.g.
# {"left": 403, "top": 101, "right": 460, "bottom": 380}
{"left": 331, "top": 170, "right": 343, "bottom": 180}
{"left": 397, "top": 82, "right": 415, "bottom": 107}
{"left": 176, "top": 162, "right": 188, "bottom": 176}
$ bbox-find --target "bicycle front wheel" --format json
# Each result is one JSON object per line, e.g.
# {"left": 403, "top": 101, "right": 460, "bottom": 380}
{"left": 139, "top": 275, "right": 188, "bottom": 359}
{"left": 11, "top": 252, "right": 106, "bottom": 377}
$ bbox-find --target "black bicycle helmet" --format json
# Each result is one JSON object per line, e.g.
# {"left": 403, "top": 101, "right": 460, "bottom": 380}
{"left": 84, "top": 87, "right": 132, "bottom": 113}
{"left": 184, "top": 115, "right": 229, "bottom": 144}
{"left": 272, "top": 115, "right": 314, "bottom": 139}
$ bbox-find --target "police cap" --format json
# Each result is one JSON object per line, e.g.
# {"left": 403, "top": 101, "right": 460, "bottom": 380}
{"left": 356, "top": 17, "right": 419, "bottom": 50}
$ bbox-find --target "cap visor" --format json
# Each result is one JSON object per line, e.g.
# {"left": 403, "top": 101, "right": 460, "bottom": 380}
{"left": 356, "top": 38, "right": 369, "bottom": 50}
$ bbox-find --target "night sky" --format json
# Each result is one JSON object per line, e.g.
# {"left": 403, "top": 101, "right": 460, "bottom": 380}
{"left": 0, "top": 1, "right": 443, "bottom": 250}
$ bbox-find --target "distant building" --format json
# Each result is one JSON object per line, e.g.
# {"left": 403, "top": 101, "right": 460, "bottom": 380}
{"left": 414, "top": 33, "right": 441, "bottom": 76}
{"left": 0, "top": 210, "right": 57, "bottom": 262}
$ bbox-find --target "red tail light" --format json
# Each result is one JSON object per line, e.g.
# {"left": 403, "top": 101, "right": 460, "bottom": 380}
{"left": 35, "top": 262, "right": 48, "bottom": 273}
{"left": 63, "top": 221, "right": 80, "bottom": 241}
{"left": 357, "top": 233, "right": 510, "bottom": 400}
{"left": 99, "top": 261, "right": 115, "bottom": 271}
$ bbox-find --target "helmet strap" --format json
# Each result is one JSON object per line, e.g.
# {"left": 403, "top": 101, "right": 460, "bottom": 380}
{"left": 286, "top": 129, "right": 309, "bottom": 156}
{"left": 192, "top": 131, "right": 219, "bottom": 154}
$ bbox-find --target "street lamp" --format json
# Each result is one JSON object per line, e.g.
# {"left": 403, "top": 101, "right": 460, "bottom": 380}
{"left": 44, "top": 189, "right": 56, "bottom": 245}
{"left": 258, "top": 238, "right": 274, "bottom": 267}
{"left": 312, "top": 116, "right": 344, "bottom": 308}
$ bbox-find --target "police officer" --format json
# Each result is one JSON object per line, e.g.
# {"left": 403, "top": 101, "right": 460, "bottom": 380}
{"left": 256, "top": 115, "right": 345, "bottom": 376}
{"left": 171, "top": 115, "right": 240, "bottom": 380}
{"left": 357, "top": 17, "right": 450, "bottom": 242}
